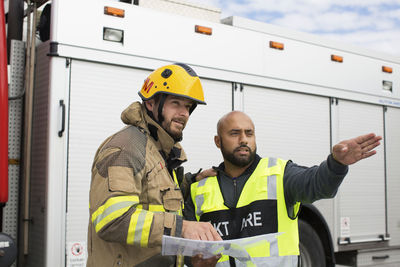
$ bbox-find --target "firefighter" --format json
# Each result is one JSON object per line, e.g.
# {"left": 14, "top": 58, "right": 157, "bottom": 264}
{"left": 185, "top": 111, "right": 382, "bottom": 266}
{"left": 87, "top": 63, "right": 222, "bottom": 267}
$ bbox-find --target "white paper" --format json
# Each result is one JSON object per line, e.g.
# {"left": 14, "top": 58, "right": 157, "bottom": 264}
{"left": 162, "top": 233, "right": 281, "bottom": 263}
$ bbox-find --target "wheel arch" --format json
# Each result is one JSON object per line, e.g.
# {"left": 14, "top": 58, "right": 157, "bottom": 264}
{"left": 299, "top": 203, "right": 335, "bottom": 267}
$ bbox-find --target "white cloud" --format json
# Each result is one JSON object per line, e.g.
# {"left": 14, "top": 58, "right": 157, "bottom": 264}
{"left": 321, "top": 28, "right": 400, "bottom": 55}
{"left": 190, "top": 0, "right": 400, "bottom": 56}
{"left": 272, "top": 13, "right": 316, "bottom": 31}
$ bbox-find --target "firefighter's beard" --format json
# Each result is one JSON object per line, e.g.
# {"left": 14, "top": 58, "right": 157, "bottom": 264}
{"left": 162, "top": 117, "right": 186, "bottom": 142}
{"left": 220, "top": 140, "right": 256, "bottom": 168}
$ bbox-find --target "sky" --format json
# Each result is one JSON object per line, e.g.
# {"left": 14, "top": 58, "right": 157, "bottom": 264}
{"left": 192, "top": 0, "right": 400, "bottom": 58}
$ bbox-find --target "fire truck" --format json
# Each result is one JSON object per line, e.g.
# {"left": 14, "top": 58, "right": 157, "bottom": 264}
{"left": 1, "top": 0, "right": 400, "bottom": 266}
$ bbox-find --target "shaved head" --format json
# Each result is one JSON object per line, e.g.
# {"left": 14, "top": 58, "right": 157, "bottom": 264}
{"left": 217, "top": 111, "right": 255, "bottom": 136}
{"left": 215, "top": 111, "right": 257, "bottom": 172}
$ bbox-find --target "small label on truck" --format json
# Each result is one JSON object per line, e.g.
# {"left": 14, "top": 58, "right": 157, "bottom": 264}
{"left": 66, "top": 241, "right": 87, "bottom": 267}
{"left": 340, "top": 217, "right": 351, "bottom": 237}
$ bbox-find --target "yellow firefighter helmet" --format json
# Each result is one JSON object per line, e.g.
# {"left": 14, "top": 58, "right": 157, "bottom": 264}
{"left": 138, "top": 63, "right": 206, "bottom": 107}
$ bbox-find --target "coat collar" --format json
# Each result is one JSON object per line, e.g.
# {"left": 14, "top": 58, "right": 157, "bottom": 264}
{"left": 121, "top": 101, "right": 187, "bottom": 163}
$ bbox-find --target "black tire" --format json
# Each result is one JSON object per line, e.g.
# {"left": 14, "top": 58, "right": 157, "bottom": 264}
{"left": 298, "top": 220, "right": 326, "bottom": 267}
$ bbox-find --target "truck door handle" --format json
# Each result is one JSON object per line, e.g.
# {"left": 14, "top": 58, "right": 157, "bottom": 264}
{"left": 58, "top": 100, "right": 65, "bottom": 137}
{"left": 372, "top": 255, "right": 389, "bottom": 260}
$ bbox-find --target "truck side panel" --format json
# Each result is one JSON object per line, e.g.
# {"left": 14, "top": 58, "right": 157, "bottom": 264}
{"left": 333, "top": 100, "right": 386, "bottom": 245}
{"left": 386, "top": 107, "right": 400, "bottom": 247}
{"left": 66, "top": 60, "right": 146, "bottom": 246}
{"left": 242, "top": 84, "right": 331, "bottom": 165}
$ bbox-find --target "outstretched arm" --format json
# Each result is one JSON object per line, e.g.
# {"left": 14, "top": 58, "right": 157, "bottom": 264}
{"left": 332, "top": 133, "right": 382, "bottom": 165}
{"left": 284, "top": 133, "right": 382, "bottom": 208}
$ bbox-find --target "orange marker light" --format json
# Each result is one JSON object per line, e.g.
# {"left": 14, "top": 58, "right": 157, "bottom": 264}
{"left": 382, "top": 66, "right": 393, "bottom": 73}
{"left": 331, "top": 54, "right": 343, "bottom": 63}
{"left": 104, "top": 6, "right": 125, "bottom": 18}
{"left": 269, "top": 41, "right": 284, "bottom": 50}
{"left": 195, "top": 25, "right": 212, "bottom": 35}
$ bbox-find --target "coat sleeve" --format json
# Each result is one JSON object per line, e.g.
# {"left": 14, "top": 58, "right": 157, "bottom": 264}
{"left": 283, "top": 154, "right": 348, "bottom": 208}
{"left": 89, "top": 145, "right": 181, "bottom": 248}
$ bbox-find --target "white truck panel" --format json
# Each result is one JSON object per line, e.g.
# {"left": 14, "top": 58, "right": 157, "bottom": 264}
{"left": 242, "top": 85, "right": 330, "bottom": 166}
{"left": 44, "top": 57, "right": 71, "bottom": 267}
{"left": 66, "top": 60, "right": 147, "bottom": 248}
{"left": 54, "top": 0, "right": 400, "bottom": 109}
{"left": 52, "top": 0, "right": 400, "bottom": 108}
{"left": 334, "top": 100, "right": 385, "bottom": 243}
{"left": 385, "top": 107, "right": 400, "bottom": 246}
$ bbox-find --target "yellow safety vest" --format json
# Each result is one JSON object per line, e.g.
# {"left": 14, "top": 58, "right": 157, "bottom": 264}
{"left": 190, "top": 157, "right": 300, "bottom": 267}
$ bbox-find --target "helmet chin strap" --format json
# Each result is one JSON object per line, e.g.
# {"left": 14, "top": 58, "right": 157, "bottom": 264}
{"left": 157, "top": 94, "right": 166, "bottom": 123}
{"left": 145, "top": 94, "right": 166, "bottom": 124}
{"left": 145, "top": 94, "right": 183, "bottom": 142}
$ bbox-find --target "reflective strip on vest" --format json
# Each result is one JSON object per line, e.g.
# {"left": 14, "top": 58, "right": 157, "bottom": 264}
{"left": 191, "top": 177, "right": 228, "bottom": 221}
{"left": 217, "top": 255, "right": 298, "bottom": 267}
{"left": 92, "top": 195, "right": 139, "bottom": 232}
{"left": 191, "top": 157, "right": 299, "bottom": 266}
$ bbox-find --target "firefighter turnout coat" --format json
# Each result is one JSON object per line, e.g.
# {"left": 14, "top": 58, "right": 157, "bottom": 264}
{"left": 87, "top": 102, "right": 186, "bottom": 267}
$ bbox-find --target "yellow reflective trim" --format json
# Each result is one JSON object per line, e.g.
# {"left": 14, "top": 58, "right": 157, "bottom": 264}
{"left": 172, "top": 170, "right": 180, "bottom": 188}
{"left": 136, "top": 204, "right": 165, "bottom": 212}
{"left": 218, "top": 254, "right": 229, "bottom": 263}
{"left": 149, "top": 204, "right": 165, "bottom": 212}
{"left": 92, "top": 195, "right": 139, "bottom": 222}
{"left": 127, "top": 210, "right": 141, "bottom": 245}
{"left": 275, "top": 157, "right": 299, "bottom": 256}
{"left": 127, "top": 209, "right": 154, "bottom": 246}
{"left": 95, "top": 206, "right": 131, "bottom": 233}
{"left": 293, "top": 202, "right": 301, "bottom": 217}
{"left": 191, "top": 177, "right": 228, "bottom": 221}
{"left": 140, "top": 212, "right": 153, "bottom": 247}
{"left": 246, "top": 239, "right": 270, "bottom": 257}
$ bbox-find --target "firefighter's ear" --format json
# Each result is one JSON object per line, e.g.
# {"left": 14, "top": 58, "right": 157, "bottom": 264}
{"left": 144, "top": 99, "right": 156, "bottom": 112}
{"left": 214, "top": 135, "right": 221, "bottom": 149}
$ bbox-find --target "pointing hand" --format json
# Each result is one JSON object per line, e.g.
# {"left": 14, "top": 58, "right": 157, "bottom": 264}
{"left": 332, "top": 133, "right": 382, "bottom": 165}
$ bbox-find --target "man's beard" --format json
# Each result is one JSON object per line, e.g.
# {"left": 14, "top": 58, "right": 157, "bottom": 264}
{"left": 163, "top": 119, "right": 185, "bottom": 142}
{"left": 220, "top": 140, "right": 256, "bottom": 168}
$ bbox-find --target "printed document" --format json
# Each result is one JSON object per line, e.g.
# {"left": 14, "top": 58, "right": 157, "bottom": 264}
{"left": 162, "top": 232, "right": 281, "bottom": 263}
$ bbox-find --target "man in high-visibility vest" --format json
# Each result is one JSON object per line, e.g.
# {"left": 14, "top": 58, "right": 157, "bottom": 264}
{"left": 185, "top": 111, "right": 381, "bottom": 267}
{"left": 87, "top": 63, "right": 222, "bottom": 267}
